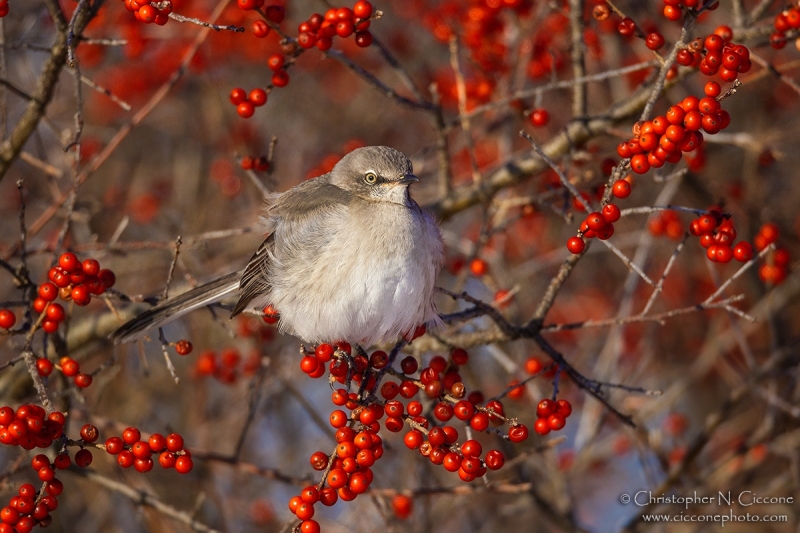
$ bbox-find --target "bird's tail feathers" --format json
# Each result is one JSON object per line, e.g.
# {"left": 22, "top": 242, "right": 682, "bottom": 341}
{"left": 111, "top": 271, "right": 242, "bottom": 343}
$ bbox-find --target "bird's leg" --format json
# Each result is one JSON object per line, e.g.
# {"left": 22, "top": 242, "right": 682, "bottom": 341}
{"left": 337, "top": 347, "right": 357, "bottom": 392}
{"left": 354, "top": 344, "right": 371, "bottom": 400}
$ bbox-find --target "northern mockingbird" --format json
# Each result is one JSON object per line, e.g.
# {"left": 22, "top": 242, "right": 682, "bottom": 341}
{"left": 111, "top": 146, "right": 443, "bottom": 348}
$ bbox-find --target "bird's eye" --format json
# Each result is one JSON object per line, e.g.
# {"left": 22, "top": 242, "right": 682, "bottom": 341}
{"left": 364, "top": 172, "right": 378, "bottom": 184}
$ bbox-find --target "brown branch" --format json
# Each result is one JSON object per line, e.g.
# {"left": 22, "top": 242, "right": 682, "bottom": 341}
{"left": 429, "top": 64, "right": 690, "bottom": 221}
{"left": 1, "top": 0, "right": 231, "bottom": 261}
{"left": 69, "top": 469, "right": 221, "bottom": 533}
{"left": 568, "top": 0, "right": 587, "bottom": 118}
{"left": 0, "top": 0, "right": 93, "bottom": 180}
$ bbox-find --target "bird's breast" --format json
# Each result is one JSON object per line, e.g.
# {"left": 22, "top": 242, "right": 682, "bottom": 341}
{"left": 268, "top": 200, "right": 442, "bottom": 345}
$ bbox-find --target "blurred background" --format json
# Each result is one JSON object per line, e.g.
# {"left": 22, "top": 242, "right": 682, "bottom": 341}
{"left": 0, "top": 0, "right": 799, "bottom": 531}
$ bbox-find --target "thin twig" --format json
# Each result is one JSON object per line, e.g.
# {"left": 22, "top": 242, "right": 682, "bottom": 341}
{"left": 157, "top": 329, "right": 180, "bottom": 384}
{"left": 642, "top": 234, "right": 687, "bottom": 315}
{"left": 167, "top": 12, "right": 244, "bottom": 32}
{"left": 703, "top": 243, "right": 774, "bottom": 304}
{"left": 162, "top": 236, "right": 182, "bottom": 300}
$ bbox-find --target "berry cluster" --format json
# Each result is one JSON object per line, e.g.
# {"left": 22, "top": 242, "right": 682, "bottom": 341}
{"left": 229, "top": 87, "right": 268, "bottom": 119}
{"left": 688, "top": 211, "right": 752, "bottom": 264}
{"left": 0, "top": 405, "right": 64, "bottom": 450}
{"left": 195, "top": 347, "right": 261, "bottom": 383}
{"left": 327, "top": 343, "right": 384, "bottom": 388}
{"left": 771, "top": 5, "right": 800, "bottom": 49}
{"left": 675, "top": 31, "right": 751, "bottom": 83}
{"left": 295, "top": 416, "right": 384, "bottom": 532}
{"left": 648, "top": 210, "right": 684, "bottom": 240}
{"left": 565, "top": 180, "right": 632, "bottom": 254}
{"left": 616, "top": 87, "right": 730, "bottom": 175}
{"left": 533, "top": 398, "right": 572, "bottom": 435}
{"left": 299, "top": 343, "right": 334, "bottom": 379}
{"left": 36, "top": 252, "right": 116, "bottom": 330}
{"left": 229, "top": 3, "right": 375, "bottom": 119}
{"left": 103, "top": 426, "right": 193, "bottom": 474}
{"left": 754, "top": 223, "right": 791, "bottom": 284}
{"left": 0, "top": 0, "right": 8, "bottom": 18}
{"left": 567, "top": 202, "right": 621, "bottom": 254}
{"left": 1, "top": 481, "right": 60, "bottom": 532}
{"left": 36, "top": 356, "right": 93, "bottom": 388}
{"left": 240, "top": 3, "right": 285, "bottom": 36}
{"left": 240, "top": 155, "right": 270, "bottom": 172}
{"left": 121, "top": 0, "right": 172, "bottom": 25}
{"left": 423, "top": 0, "right": 531, "bottom": 79}
{"left": 297, "top": 1, "right": 375, "bottom": 51}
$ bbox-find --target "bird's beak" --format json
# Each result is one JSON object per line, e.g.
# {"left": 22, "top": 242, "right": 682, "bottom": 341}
{"left": 395, "top": 175, "right": 419, "bottom": 186}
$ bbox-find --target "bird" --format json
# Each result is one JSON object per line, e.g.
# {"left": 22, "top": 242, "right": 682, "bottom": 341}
{"left": 111, "top": 146, "right": 444, "bottom": 348}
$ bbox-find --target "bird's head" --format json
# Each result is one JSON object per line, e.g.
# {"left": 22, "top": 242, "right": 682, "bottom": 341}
{"left": 329, "top": 146, "right": 418, "bottom": 205}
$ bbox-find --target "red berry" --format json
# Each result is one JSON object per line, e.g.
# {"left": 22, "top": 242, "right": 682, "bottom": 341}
{"left": 0, "top": 309, "right": 15, "bottom": 329}
{"left": 80, "top": 423, "right": 99, "bottom": 443}
{"left": 272, "top": 70, "right": 289, "bottom": 87}
{"left": 252, "top": 19, "right": 270, "bottom": 38}
{"left": 403, "top": 430, "right": 423, "bottom": 449}
{"left": 75, "top": 448, "right": 93, "bottom": 467}
{"left": 249, "top": 88, "right": 267, "bottom": 107}
{"left": 645, "top": 32, "right": 665, "bottom": 50}
{"left": 733, "top": 241, "right": 753, "bottom": 263}
{"left": 387, "top": 494, "right": 413, "bottom": 521}
{"left": 267, "top": 54, "right": 285, "bottom": 71}
{"left": 354, "top": 30, "right": 373, "bottom": 47}
{"left": 105, "top": 436, "right": 124, "bottom": 454}
{"left": 229, "top": 88, "right": 246, "bottom": 105}
{"left": 117, "top": 451, "right": 135, "bottom": 468}
{"left": 36, "top": 358, "right": 54, "bottom": 376}
{"left": 134, "top": 457, "right": 154, "bottom": 472}
{"left": 617, "top": 17, "right": 635, "bottom": 36}
{"left": 38, "top": 283, "right": 58, "bottom": 302}
{"left": 547, "top": 413, "right": 566, "bottom": 431}
{"left": 265, "top": 5, "right": 285, "bottom": 22}
{"left": 74, "top": 373, "right": 93, "bottom": 388}
{"left": 159, "top": 451, "right": 176, "bottom": 468}
{"left": 353, "top": 0, "right": 373, "bottom": 19}
{"left": 59, "top": 252, "right": 80, "bottom": 272}
{"left": 60, "top": 357, "right": 79, "bottom": 377}
{"left": 336, "top": 20, "right": 354, "bottom": 37}
{"left": 70, "top": 285, "right": 91, "bottom": 306}
{"left": 485, "top": 449, "right": 505, "bottom": 470}
{"left": 122, "top": 427, "right": 141, "bottom": 445}
{"left": 81, "top": 258, "right": 100, "bottom": 276}
{"left": 612, "top": 179, "right": 631, "bottom": 199}
{"left": 166, "top": 433, "right": 184, "bottom": 452}
{"left": 175, "top": 456, "right": 193, "bottom": 473}
{"left": 469, "top": 258, "right": 488, "bottom": 276}
{"left": 508, "top": 424, "right": 529, "bottom": 442}
{"left": 470, "top": 412, "right": 489, "bottom": 431}
{"left": 529, "top": 108, "right": 550, "bottom": 127}
{"left": 175, "top": 339, "right": 193, "bottom": 355}
{"left": 237, "top": 101, "right": 255, "bottom": 118}
{"left": 534, "top": 418, "right": 550, "bottom": 435}
{"left": 567, "top": 236, "right": 585, "bottom": 254}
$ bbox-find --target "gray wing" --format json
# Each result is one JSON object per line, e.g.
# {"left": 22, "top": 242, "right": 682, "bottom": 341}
{"left": 230, "top": 178, "right": 352, "bottom": 317}
{"left": 112, "top": 271, "right": 241, "bottom": 343}
{"left": 231, "top": 235, "right": 273, "bottom": 317}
